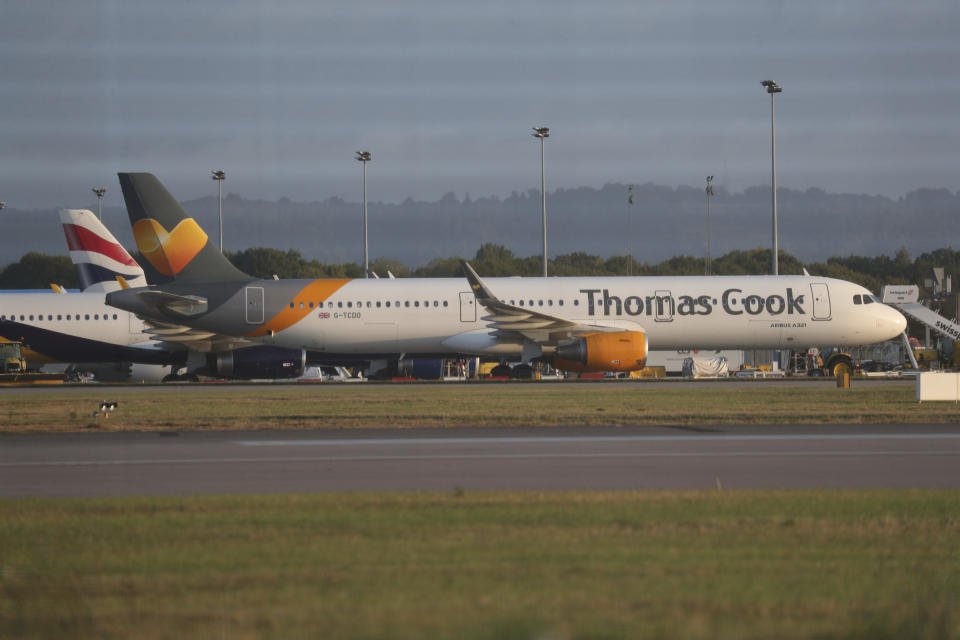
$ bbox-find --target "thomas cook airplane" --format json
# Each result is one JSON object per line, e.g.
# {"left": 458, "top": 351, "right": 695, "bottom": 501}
{"left": 104, "top": 172, "right": 907, "bottom": 375}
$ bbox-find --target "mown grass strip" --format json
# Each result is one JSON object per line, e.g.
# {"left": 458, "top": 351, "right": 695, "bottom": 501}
{"left": 1, "top": 490, "right": 958, "bottom": 639}
{"left": 1, "top": 381, "right": 957, "bottom": 433}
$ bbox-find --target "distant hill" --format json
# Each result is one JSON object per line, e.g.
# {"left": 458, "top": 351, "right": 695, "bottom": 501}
{"left": 3, "top": 182, "right": 958, "bottom": 268}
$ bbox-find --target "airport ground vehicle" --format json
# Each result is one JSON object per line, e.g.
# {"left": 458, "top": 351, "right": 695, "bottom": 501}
{"left": 0, "top": 341, "right": 64, "bottom": 384}
{"left": 786, "top": 348, "right": 854, "bottom": 377}
{"left": 1, "top": 340, "right": 26, "bottom": 373}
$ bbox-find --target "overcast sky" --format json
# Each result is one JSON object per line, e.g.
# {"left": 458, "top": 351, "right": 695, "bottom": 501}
{"left": 2, "top": 0, "right": 958, "bottom": 209}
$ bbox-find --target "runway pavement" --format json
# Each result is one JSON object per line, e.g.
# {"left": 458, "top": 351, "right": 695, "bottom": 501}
{"left": 2, "top": 424, "right": 959, "bottom": 497}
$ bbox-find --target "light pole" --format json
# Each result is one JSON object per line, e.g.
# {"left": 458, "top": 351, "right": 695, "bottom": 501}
{"left": 627, "top": 185, "right": 634, "bottom": 276}
{"left": 761, "top": 80, "right": 782, "bottom": 275}
{"left": 211, "top": 170, "right": 226, "bottom": 251}
{"left": 705, "top": 176, "right": 714, "bottom": 276}
{"left": 92, "top": 187, "right": 107, "bottom": 221}
{"left": 355, "top": 151, "right": 372, "bottom": 278}
{"left": 532, "top": 126, "right": 550, "bottom": 277}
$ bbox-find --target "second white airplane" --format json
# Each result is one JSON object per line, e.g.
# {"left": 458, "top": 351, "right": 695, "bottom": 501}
{"left": 106, "top": 173, "right": 907, "bottom": 373}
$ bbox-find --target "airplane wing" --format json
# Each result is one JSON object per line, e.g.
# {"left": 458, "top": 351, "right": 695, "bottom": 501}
{"left": 461, "top": 261, "right": 634, "bottom": 343}
{"left": 141, "top": 320, "right": 252, "bottom": 353}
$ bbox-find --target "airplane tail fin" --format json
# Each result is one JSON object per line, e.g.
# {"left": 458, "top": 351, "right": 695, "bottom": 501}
{"left": 117, "top": 173, "right": 250, "bottom": 284}
{"left": 59, "top": 208, "right": 148, "bottom": 292}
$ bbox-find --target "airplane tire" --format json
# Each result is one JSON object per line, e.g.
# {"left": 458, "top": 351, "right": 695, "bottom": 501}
{"left": 511, "top": 364, "right": 534, "bottom": 379}
{"left": 490, "top": 364, "right": 512, "bottom": 378}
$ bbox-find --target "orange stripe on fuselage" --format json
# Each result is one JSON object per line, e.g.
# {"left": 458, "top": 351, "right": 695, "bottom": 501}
{"left": 244, "top": 279, "right": 352, "bottom": 338}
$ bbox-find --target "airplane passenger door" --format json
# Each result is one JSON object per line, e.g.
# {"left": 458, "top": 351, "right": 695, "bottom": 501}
{"left": 654, "top": 290, "right": 674, "bottom": 322}
{"left": 245, "top": 286, "right": 265, "bottom": 324}
{"left": 460, "top": 292, "right": 476, "bottom": 322}
{"left": 810, "top": 283, "right": 831, "bottom": 320}
{"left": 128, "top": 312, "right": 141, "bottom": 334}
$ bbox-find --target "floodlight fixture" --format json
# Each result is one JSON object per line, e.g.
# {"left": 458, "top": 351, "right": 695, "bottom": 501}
{"left": 355, "top": 151, "right": 372, "bottom": 277}
{"left": 211, "top": 170, "right": 226, "bottom": 251}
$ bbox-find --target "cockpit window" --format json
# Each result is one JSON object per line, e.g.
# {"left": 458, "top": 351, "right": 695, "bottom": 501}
{"left": 853, "top": 295, "right": 862, "bottom": 305}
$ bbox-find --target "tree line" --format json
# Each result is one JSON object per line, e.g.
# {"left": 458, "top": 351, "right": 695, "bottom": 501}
{"left": 0, "top": 244, "right": 952, "bottom": 297}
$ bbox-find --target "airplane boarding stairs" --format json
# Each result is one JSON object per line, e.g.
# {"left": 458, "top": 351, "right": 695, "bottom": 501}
{"left": 893, "top": 303, "right": 960, "bottom": 343}
{"left": 881, "top": 285, "right": 960, "bottom": 369}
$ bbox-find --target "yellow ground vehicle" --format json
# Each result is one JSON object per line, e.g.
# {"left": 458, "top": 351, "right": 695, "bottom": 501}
{"left": 788, "top": 348, "right": 854, "bottom": 377}
{"left": 0, "top": 341, "right": 64, "bottom": 384}
{"left": 0, "top": 341, "right": 27, "bottom": 374}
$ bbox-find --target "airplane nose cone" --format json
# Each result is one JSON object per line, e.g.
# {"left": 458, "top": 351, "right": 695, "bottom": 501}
{"left": 882, "top": 305, "right": 907, "bottom": 337}
{"left": 893, "top": 308, "right": 907, "bottom": 334}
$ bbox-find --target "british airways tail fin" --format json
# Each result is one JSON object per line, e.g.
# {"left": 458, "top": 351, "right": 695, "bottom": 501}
{"left": 59, "top": 209, "right": 148, "bottom": 292}
{"left": 117, "top": 173, "right": 250, "bottom": 284}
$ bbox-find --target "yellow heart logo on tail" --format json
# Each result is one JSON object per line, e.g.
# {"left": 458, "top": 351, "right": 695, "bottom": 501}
{"left": 132, "top": 218, "right": 208, "bottom": 276}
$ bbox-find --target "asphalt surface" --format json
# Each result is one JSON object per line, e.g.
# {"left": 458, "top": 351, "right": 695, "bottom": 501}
{"left": 2, "top": 423, "right": 959, "bottom": 497}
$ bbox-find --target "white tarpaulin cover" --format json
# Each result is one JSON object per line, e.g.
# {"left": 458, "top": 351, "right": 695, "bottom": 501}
{"left": 682, "top": 356, "right": 729, "bottom": 378}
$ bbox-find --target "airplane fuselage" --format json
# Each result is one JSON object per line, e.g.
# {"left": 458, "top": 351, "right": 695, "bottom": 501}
{"left": 0, "top": 292, "right": 178, "bottom": 364}
{"left": 107, "top": 274, "right": 907, "bottom": 360}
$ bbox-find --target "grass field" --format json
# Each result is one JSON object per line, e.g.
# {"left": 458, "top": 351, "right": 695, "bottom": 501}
{"left": 1, "top": 490, "right": 958, "bottom": 639}
{"left": 1, "top": 380, "right": 957, "bottom": 433}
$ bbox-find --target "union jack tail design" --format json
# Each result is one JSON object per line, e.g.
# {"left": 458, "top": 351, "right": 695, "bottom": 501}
{"left": 59, "top": 209, "right": 148, "bottom": 292}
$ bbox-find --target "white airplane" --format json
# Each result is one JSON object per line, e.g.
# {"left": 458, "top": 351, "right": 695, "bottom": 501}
{"left": 0, "top": 209, "right": 306, "bottom": 380}
{"left": 106, "top": 173, "right": 907, "bottom": 374}
{"left": 0, "top": 209, "right": 178, "bottom": 376}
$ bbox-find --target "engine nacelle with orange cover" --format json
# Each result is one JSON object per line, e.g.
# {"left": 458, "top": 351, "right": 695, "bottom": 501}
{"left": 552, "top": 331, "right": 648, "bottom": 373}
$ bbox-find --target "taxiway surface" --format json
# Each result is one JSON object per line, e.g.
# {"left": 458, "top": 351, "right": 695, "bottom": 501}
{"left": 2, "top": 424, "right": 959, "bottom": 497}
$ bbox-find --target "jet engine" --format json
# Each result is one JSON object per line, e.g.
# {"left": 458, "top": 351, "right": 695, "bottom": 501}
{"left": 208, "top": 346, "right": 306, "bottom": 380}
{"left": 398, "top": 358, "right": 445, "bottom": 380}
{"left": 552, "top": 331, "right": 648, "bottom": 373}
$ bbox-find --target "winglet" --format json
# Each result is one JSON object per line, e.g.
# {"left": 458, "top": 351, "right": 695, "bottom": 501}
{"left": 461, "top": 261, "right": 499, "bottom": 306}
